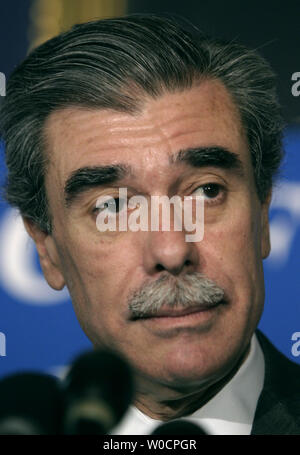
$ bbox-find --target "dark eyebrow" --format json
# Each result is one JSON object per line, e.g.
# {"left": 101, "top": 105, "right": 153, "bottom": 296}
{"left": 170, "top": 146, "right": 245, "bottom": 176}
{"left": 64, "top": 164, "right": 131, "bottom": 207}
{"left": 64, "top": 147, "right": 244, "bottom": 208}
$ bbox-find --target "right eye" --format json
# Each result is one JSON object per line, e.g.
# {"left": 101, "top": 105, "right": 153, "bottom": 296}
{"left": 93, "top": 197, "right": 127, "bottom": 215}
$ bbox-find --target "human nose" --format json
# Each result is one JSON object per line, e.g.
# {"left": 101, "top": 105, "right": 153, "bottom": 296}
{"left": 142, "top": 227, "right": 200, "bottom": 277}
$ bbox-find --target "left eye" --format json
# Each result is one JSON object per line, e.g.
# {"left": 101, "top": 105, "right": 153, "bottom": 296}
{"left": 193, "top": 183, "right": 223, "bottom": 200}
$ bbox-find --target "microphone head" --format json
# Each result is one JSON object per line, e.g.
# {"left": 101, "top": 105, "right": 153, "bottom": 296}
{"left": 0, "top": 372, "right": 63, "bottom": 434}
{"left": 152, "top": 419, "right": 207, "bottom": 435}
{"left": 62, "top": 348, "right": 134, "bottom": 434}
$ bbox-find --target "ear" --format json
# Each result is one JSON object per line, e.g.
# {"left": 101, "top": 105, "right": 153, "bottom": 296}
{"left": 23, "top": 218, "right": 65, "bottom": 290}
{"left": 260, "top": 190, "right": 272, "bottom": 260}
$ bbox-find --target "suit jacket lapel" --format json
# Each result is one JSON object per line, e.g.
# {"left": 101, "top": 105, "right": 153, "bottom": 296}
{"left": 251, "top": 330, "right": 300, "bottom": 435}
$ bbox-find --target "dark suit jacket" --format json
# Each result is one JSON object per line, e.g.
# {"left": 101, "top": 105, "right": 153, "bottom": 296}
{"left": 251, "top": 330, "right": 300, "bottom": 434}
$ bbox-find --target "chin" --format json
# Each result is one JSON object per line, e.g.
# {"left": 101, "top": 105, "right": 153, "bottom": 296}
{"left": 141, "top": 353, "right": 228, "bottom": 395}
{"left": 153, "top": 333, "right": 250, "bottom": 392}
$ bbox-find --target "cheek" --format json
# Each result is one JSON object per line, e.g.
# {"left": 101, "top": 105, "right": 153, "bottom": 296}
{"left": 199, "top": 206, "right": 265, "bottom": 343}
{"left": 55, "top": 230, "right": 139, "bottom": 340}
{"left": 202, "top": 202, "right": 264, "bottom": 300}
{"left": 207, "top": 200, "right": 262, "bottom": 262}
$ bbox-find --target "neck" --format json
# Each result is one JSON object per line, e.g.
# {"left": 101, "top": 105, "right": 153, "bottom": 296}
{"left": 134, "top": 343, "right": 251, "bottom": 421}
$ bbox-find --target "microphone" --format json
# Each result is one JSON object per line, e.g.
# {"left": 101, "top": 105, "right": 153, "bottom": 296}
{"left": 62, "top": 348, "right": 134, "bottom": 435}
{"left": 0, "top": 372, "right": 63, "bottom": 434}
{"left": 151, "top": 419, "right": 208, "bottom": 435}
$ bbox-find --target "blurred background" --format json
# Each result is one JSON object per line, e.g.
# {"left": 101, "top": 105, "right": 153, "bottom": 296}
{"left": 0, "top": 0, "right": 299, "bottom": 379}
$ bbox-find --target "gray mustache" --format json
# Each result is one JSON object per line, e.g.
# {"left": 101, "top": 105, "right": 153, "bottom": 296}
{"left": 128, "top": 273, "right": 225, "bottom": 318}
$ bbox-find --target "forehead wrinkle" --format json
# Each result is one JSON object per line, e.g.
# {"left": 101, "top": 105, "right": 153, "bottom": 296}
{"left": 43, "top": 82, "right": 251, "bottom": 213}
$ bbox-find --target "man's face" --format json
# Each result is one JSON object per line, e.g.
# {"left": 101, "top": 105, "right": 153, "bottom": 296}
{"left": 31, "top": 80, "right": 271, "bottom": 393}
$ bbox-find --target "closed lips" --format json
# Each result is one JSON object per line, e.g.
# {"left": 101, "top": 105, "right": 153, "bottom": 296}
{"left": 141, "top": 301, "right": 224, "bottom": 318}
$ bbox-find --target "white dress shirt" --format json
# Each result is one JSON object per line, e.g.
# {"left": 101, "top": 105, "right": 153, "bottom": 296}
{"left": 111, "top": 333, "right": 265, "bottom": 435}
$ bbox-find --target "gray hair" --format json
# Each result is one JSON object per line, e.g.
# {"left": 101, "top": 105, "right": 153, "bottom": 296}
{"left": 128, "top": 272, "right": 225, "bottom": 320}
{"left": 0, "top": 14, "right": 284, "bottom": 233}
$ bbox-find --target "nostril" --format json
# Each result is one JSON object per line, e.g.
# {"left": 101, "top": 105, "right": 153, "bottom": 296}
{"left": 156, "top": 264, "right": 165, "bottom": 272}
